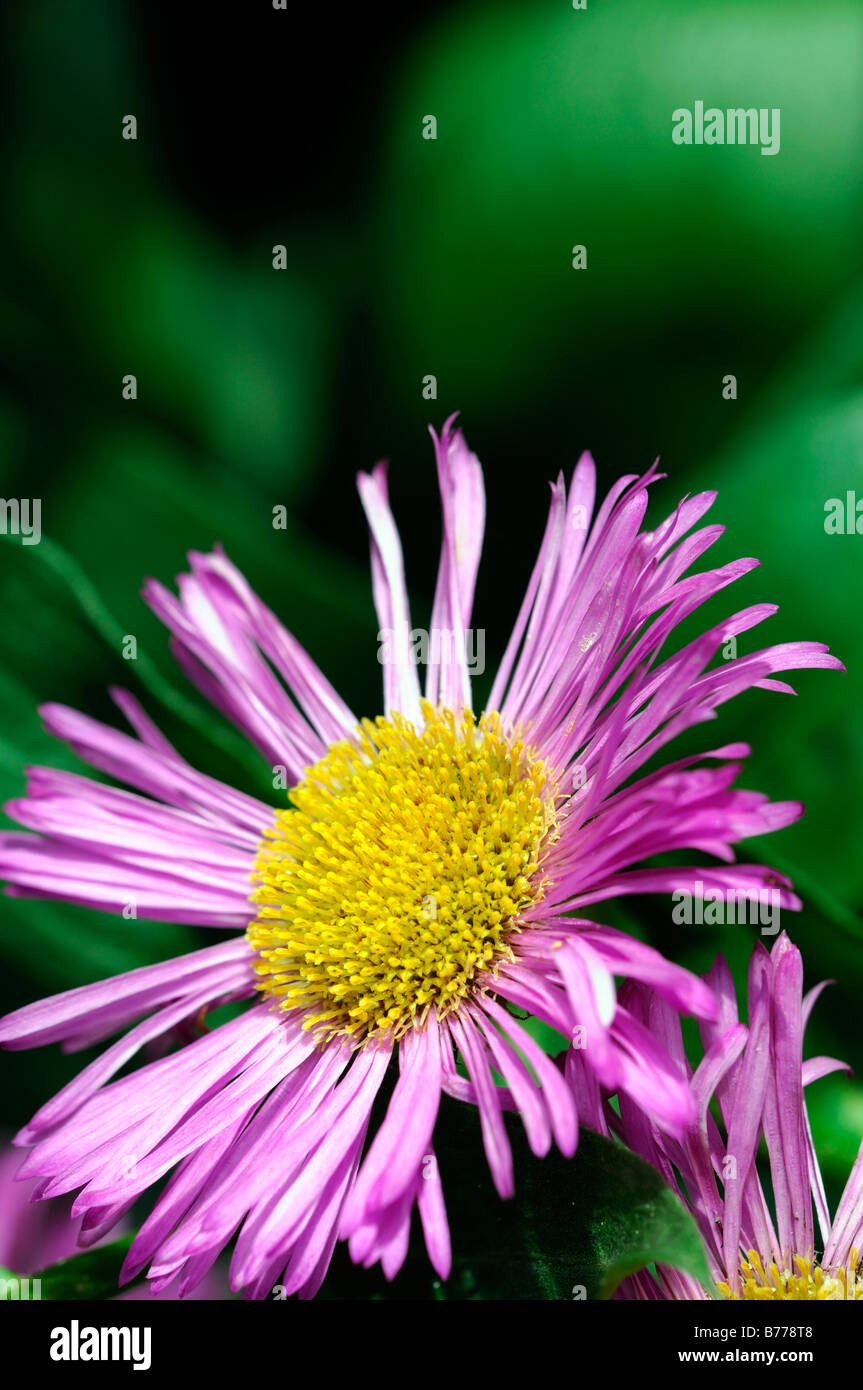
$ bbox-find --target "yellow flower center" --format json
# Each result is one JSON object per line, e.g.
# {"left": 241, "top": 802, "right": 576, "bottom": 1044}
{"left": 247, "top": 702, "right": 557, "bottom": 1043}
{"left": 718, "top": 1248, "right": 863, "bottom": 1301}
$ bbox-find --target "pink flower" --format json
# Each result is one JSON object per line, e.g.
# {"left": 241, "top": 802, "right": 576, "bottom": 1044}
{"left": 0, "top": 419, "right": 841, "bottom": 1298}
{"left": 0, "top": 1140, "right": 82, "bottom": 1278}
{"left": 609, "top": 933, "right": 862, "bottom": 1300}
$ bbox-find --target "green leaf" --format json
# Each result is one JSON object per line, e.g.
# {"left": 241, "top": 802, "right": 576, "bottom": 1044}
{"left": 35, "top": 1236, "right": 134, "bottom": 1301}
{"left": 446, "top": 1115, "right": 711, "bottom": 1300}
{"left": 376, "top": 0, "right": 863, "bottom": 421}
{"left": 0, "top": 529, "right": 272, "bottom": 795}
{"left": 319, "top": 1099, "right": 710, "bottom": 1300}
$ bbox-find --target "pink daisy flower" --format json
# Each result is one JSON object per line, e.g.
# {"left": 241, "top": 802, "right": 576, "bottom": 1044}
{"left": 607, "top": 933, "right": 863, "bottom": 1301}
{"left": 0, "top": 418, "right": 841, "bottom": 1298}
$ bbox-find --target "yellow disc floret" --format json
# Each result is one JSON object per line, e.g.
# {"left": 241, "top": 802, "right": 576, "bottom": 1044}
{"left": 247, "top": 701, "right": 557, "bottom": 1043}
{"left": 717, "top": 1247, "right": 863, "bottom": 1301}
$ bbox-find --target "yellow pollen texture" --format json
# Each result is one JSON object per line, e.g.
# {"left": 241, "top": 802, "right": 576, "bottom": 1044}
{"left": 717, "top": 1248, "right": 863, "bottom": 1301}
{"left": 247, "top": 702, "right": 557, "bottom": 1043}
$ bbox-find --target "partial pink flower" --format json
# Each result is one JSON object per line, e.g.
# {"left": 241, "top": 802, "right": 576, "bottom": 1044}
{"left": 608, "top": 933, "right": 862, "bottom": 1301}
{"left": 0, "top": 1140, "right": 225, "bottom": 1299}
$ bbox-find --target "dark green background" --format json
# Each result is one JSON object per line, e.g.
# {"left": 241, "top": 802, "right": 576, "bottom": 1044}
{"left": 0, "top": 0, "right": 861, "bottom": 1283}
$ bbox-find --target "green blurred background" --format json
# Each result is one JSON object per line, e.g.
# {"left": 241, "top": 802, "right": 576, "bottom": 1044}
{"left": 0, "top": 0, "right": 862, "bottom": 1263}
